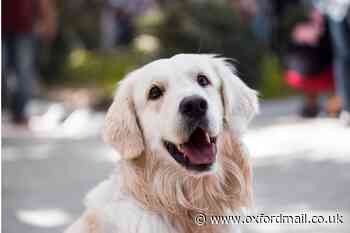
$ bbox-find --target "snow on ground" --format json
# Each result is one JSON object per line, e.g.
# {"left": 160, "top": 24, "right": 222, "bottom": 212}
{"left": 245, "top": 118, "right": 350, "bottom": 162}
{"left": 2, "top": 98, "right": 350, "bottom": 233}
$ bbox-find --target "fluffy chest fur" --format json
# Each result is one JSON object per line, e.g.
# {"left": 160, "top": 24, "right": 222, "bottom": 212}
{"left": 65, "top": 133, "right": 251, "bottom": 233}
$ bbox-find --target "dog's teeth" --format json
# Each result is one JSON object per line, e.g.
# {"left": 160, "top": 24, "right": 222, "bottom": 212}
{"left": 205, "top": 133, "right": 210, "bottom": 143}
{"left": 178, "top": 145, "right": 187, "bottom": 157}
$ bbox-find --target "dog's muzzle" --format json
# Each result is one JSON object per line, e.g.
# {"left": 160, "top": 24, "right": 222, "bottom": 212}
{"left": 163, "top": 95, "right": 217, "bottom": 172}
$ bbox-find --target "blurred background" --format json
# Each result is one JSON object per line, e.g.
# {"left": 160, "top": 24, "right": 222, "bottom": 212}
{"left": 2, "top": 0, "right": 350, "bottom": 232}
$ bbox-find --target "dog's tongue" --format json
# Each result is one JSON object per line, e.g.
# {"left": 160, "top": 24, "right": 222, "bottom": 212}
{"left": 181, "top": 128, "right": 215, "bottom": 165}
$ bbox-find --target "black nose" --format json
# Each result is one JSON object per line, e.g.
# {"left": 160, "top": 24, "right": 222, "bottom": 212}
{"left": 179, "top": 95, "right": 208, "bottom": 119}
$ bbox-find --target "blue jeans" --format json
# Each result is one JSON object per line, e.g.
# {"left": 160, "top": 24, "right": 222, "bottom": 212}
{"left": 2, "top": 33, "right": 36, "bottom": 122}
{"left": 328, "top": 18, "right": 350, "bottom": 112}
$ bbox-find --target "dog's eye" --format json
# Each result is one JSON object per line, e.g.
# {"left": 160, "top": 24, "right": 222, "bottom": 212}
{"left": 148, "top": 86, "right": 163, "bottom": 100}
{"left": 197, "top": 74, "right": 210, "bottom": 87}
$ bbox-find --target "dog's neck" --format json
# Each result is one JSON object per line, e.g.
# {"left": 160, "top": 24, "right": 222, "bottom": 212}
{"left": 118, "top": 131, "right": 252, "bottom": 233}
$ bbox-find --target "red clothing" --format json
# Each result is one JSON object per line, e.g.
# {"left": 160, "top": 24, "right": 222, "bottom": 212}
{"left": 2, "top": 0, "right": 35, "bottom": 33}
{"left": 284, "top": 67, "right": 334, "bottom": 93}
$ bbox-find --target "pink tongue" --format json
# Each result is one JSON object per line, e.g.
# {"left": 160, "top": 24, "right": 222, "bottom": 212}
{"left": 181, "top": 128, "right": 215, "bottom": 165}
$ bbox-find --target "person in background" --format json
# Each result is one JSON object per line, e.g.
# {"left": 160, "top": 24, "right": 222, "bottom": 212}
{"left": 2, "top": 0, "right": 57, "bottom": 127}
{"left": 100, "top": 0, "right": 154, "bottom": 50}
{"left": 275, "top": 0, "right": 350, "bottom": 123}
{"left": 101, "top": 0, "right": 135, "bottom": 49}
{"left": 285, "top": 8, "right": 335, "bottom": 117}
{"left": 312, "top": 0, "right": 350, "bottom": 125}
{"left": 234, "top": 0, "right": 350, "bottom": 125}
{"left": 232, "top": 0, "right": 299, "bottom": 51}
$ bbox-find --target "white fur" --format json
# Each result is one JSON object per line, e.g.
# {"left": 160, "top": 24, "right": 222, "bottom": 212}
{"left": 64, "top": 54, "right": 258, "bottom": 233}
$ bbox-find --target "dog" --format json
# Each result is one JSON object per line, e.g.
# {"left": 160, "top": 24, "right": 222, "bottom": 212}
{"left": 64, "top": 54, "right": 259, "bottom": 233}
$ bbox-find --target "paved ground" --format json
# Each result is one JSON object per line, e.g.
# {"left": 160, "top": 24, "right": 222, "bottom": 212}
{"left": 2, "top": 97, "right": 350, "bottom": 233}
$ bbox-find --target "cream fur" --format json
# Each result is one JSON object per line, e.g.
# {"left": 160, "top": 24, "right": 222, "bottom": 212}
{"left": 64, "top": 54, "right": 258, "bottom": 233}
{"left": 103, "top": 79, "right": 145, "bottom": 159}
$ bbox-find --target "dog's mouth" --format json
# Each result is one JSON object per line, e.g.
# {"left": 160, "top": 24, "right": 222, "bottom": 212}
{"left": 163, "top": 128, "right": 217, "bottom": 172}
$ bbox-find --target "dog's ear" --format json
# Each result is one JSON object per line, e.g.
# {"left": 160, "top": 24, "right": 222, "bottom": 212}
{"left": 212, "top": 56, "right": 259, "bottom": 135}
{"left": 103, "top": 79, "right": 144, "bottom": 159}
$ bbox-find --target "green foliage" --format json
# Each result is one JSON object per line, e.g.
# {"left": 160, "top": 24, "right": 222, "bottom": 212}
{"left": 40, "top": 0, "right": 307, "bottom": 99}
{"left": 62, "top": 50, "right": 146, "bottom": 96}
{"left": 39, "top": 0, "right": 103, "bottom": 83}
{"left": 259, "top": 54, "right": 295, "bottom": 99}
{"left": 256, "top": 5, "right": 306, "bottom": 99}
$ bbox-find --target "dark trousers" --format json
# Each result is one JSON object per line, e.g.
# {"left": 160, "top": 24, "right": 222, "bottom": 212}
{"left": 2, "top": 33, "right": 36, "bottom": 122}
{"left": 328, "top": 17, "right": 350, "bottom": 112}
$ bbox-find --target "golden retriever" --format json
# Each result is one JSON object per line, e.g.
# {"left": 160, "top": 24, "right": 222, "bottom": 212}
{"left": 65, "top": 54, "right": 259, "bottom": 233}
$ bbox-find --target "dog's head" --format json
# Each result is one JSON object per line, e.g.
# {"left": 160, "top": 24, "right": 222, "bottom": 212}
{"left": 103, "top": 54, "right": 258, "bottom": 174}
